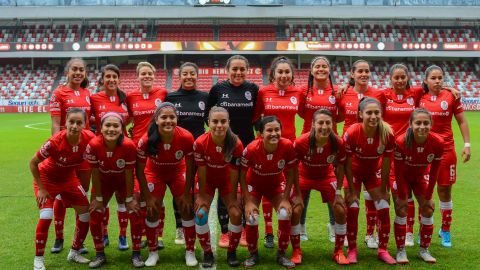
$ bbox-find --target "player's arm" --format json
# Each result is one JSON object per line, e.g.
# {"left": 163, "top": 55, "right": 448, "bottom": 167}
{"left": 29, "top": 155, "right": 50, "bottom": 206}
{"left": 454, "top": 112, "right": 471, "bottom": 163}
{"left": 51, "top": 116, "right": 61, "bottom": 135}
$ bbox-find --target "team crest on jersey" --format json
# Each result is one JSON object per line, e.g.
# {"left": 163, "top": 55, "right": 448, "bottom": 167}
{"left": 116, "top": 159, "right": 126, "bottom": 168}
{"left": 245, "top": 91, "right": 252, "bottom": 101}
{"left": 198, "top": 101, "right": 205, "bottom": 111}
{"left": 327, "top": 155, "right": 335, "bottom": 164}
{"left": 427, "top": 153, "right": 435, "bottom": 163}
{"left": 121, "top": 103, "right": 128, "bottom": 111}
{"left": 175, "top": 150, "right": 184, "bottom": 160}
{"left": 86, "top": 96, "right": 91, "bottom": 105}
{"left": 290, "top": 96, "right": 298, "bottom": 105}
{"left": 407, "top": 97, "right": 414, "bottom": 106}
{"left": 328, "top": 95, "right": 336, "bottom": 104}
{"left": 278, "top": 159, "right": 285, "bottom": 169}
{"left": 155, "top": 98, "right": 162, "bottom": 107}
{"left": 440, "top": 100, "right": 448, "bottom": 110}
{"left": 377, "top": 145, "right": 385, "bottom": 154}
{"left": 148, "top": 183, "right": 154, "bottom": 192}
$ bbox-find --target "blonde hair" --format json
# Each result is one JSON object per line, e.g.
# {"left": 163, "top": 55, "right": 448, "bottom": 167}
{"left": 136, "top": 62, "right": 156, "bottom": 76}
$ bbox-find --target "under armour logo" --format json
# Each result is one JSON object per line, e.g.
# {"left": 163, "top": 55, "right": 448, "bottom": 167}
{"left": 222, "top": 93, "right": 229, "bottom": 98}
{"left": 255, "top": 164, "right": 262, "bottom": 169}
{"left": 174, "top": 103, "right": 182, "bottom": 108}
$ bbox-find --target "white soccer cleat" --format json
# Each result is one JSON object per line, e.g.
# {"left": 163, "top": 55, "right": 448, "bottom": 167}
{"left": 365, "top": 234, "right": 378, "bottom": 249}
{"left": 405, "top": 232, "right": 414, "bottom": 247}
{"left": 145, "top": 251, "right": 159, "bottom": 267}
{"left": 175, "top": 228, "right": 185, "bottom": 245}
{"left": 418, "top": 248, "right": 436, "bottom": 263}
{"left": 396, "top": 248, "right": 409, "bottom": 264}
{"left": 67, "top": 249, "right": 90, "bottom": 264}
{"left": 185, "top": 250, "right": 198, "bottom": 266}
{"left": 34, "top": 256, "right": 45, "bottom": 270}
{"left": 327, "top": 223, "right": 335, "bottom": 243}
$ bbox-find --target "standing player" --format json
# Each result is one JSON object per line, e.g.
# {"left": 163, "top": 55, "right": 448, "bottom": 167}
{"left": 193, "top": 106, "right": 245, "bottom": 267}
{"left": 343, "top": 97, "right": 396, "bottom": 264}
{"left": 126, "top": 62, "right": 171, "bottom": 248}
{"left": 90, "top": 64, "right": 131, "bottom": 250}
{"left": 393, "top": 108, "right": 444, "bottom": 264}
{"left": 49, "top": 58, "right": 91, "bottom": 254}
{"left": 85, "top": 112, "right": 144, "bottom": 268}
{"left": 294, "top": 109, "right": 349, "bottom": 265}
{"left": 241, "top": 116, "right": 303, "bottom": 268}
{"left": 206, "top": 55, "right": 259, "bottom": 248}
{"left": 338, "top": 60, "right": 382, "bottom": 249}
{"left": 30, "top": 108, "right": 93, "bottom": 270}
{"left": 253, "top": 56, "right": 301, "bottom": 248}
{"left": 419, "top": 65, "right": 471, "bottom": 247}
{"left": 297, "top": 56, "right": 339, "bottom": 243}
{"left": 136, "top": 103, "right": 198, "bottom": 267}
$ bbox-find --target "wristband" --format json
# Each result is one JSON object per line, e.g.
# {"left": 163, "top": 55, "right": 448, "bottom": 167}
{"left": 95, "top": 196, "right": 103, "bottom": 202}
{"left": 465, "top": 143, "right": 471, "bottom": 147}
{"left": 125, "top": 197, "right": 133, "bottom": 203}
{"left": 335, "top": 189, "right": 342, "bottom": 195}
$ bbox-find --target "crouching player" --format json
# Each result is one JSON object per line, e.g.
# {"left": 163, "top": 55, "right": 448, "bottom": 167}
{"left": 393, "top": 108, "right": 444, "bottom": 264}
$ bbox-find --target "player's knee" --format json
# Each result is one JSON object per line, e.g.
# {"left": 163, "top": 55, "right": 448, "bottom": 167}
{"left": 421, "top": 205, "right": 434, "bottom": 217}
{"left": 278, "top": 208, "right": 289, "bottom": 220}
{"left": 227, "top": 204, "right": 241, "bottom": 221}
{"left": 78, "top": 212, "right": 90, "bottom": 223}
{"left": 39, "top": 208, "right": 53, "bottom": 220}
{"left": 292, "top": 204, "right": 303, "bottom": 218}
{"left": 394, "top": 199, "right": 408, "bottom": 216}
{"left": 333, "top": 203, "right": 346, "bottom": 216}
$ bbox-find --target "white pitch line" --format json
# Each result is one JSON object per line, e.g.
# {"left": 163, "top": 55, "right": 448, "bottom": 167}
{"left": 24, "top": 122, "right": 49, "bottom": 131}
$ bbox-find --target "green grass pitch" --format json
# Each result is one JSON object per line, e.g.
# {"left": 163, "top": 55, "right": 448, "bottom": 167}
{"left": 0, "top": 113, "right": 479, "bottom": 269}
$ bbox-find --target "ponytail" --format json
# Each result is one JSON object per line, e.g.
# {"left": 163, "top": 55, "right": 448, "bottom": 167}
{"left": 404, "top": 127, "right": 414, "bottom": 149}
{"left": 378, "top": 120, "right": 393, "bottom": 146}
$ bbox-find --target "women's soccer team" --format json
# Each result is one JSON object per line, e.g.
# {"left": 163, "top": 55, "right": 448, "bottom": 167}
{"left": 30, "top": 55, "right": 471, "bottom": 269}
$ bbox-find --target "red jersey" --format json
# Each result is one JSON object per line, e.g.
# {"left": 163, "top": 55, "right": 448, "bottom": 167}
{"left": 394, "top": 132, "right": 444, "bottom": 181}
{"left": 126, "top": 88, "right": 168, "bottom": 143}
{"left": 137, "top": 126, "right": 194, "bottom": 180}
{"left": 419, "top": 90, "right": 463, "bottom": 151}
{"left": 49, "top": 85, "right": 91, "bottom": 130}
{"left": 193, "top": 132, "right": 244, "bottom": 180}
{"left": 253, "top": 84, "right": 301, "bottom": 141}
{"left": 298, "top": 84, "right": 339, "bottom": 134}
{"left": 294, "top": 132, "right": 346, "bottom": 180}
{"left": 85, "top": 135, "right": 136, "bottom": 175}
{"left": 338, "top": 86, "right": 381, "bottom": 135}
{"left": 36, "top": 129, "right": 94, "bottom": 180}
{"left": 381, "top": 87, "right": 423, "bottom": 136}
{"left": 343, "top": 123, "right": 394, "bottom": 177}
{"left": 241, "top": 138, "right": 298, "bottom": 187}
{"left": 90, "top": 91, "right": 130, "bottom": 135}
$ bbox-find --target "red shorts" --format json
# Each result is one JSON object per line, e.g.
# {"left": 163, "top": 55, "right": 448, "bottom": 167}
{"left": 393, "top": 173, "right": 429, "bottom": 200}
{"left": 248, "top": 181, "right": 285, "bottom": 201}
{"left": 194, "top": 177, "right": 232, "bottom": 198}
{"left": 92, "top": 175, "right": 127, "bottom": 201}
{"left": 77, "top": 160, "right": 90, "bottom": 171}
{"left": 343, "top": 169, "right": 382, "bottom": 192}
{"left": 437, "top": 149, "right": 457, "bottom": 186}
{"left": 299, "top": 176, "right": 336, "bottom": 203}
{"left": 34, "top": 178, "right": 89, "bottom": 209}
{"left": 146, "top": 171, "right": 185, "bottom": 199}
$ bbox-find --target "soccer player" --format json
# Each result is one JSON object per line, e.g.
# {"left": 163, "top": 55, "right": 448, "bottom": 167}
{"left": 338, "top": 60, "right": 382, "bottom": 249}
{"left": 85, "top": 112, "right": 144, "bottom": 268}
{"left": 90, "top": 64, "right": 130, "bottom": 250}
{"left": 164, "top": 61, "right": 209, "bottom": 247}
{"left": 253, "top": 56, "right": 301, "bottom": 248}
{"left": 343, "top": 97, "right": 396, "bottom": 265}
{"left": 136, "top": 102, "right": 197, "bottom": 267}
{"left": 297, "top": 56, "right": 340, "bottom": 243}
{"left": 294, "top": 109, "right": 349, "bottom": 265}
{"left": 193, "top": 106, "right": 245, "bottom": 267}
{"left": 206, "top": 55, "right": 259, "bottom": 248}
{"left": 241, "top": 116, "right": 303, "bottom": 269}
{"left": 126, "top": 62, "right": 170, "bottom": 248}
{"left": 30, "top": 108, "right": 93, "bottom": 270}
{"left": 419, "top": 65, "right": 471, "bottom": 247}
{"left": 393, "top": 108, "right": 444, "bottom": 264}
{"left": 49, "top": 58, "right": 91, "bottom": 254}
